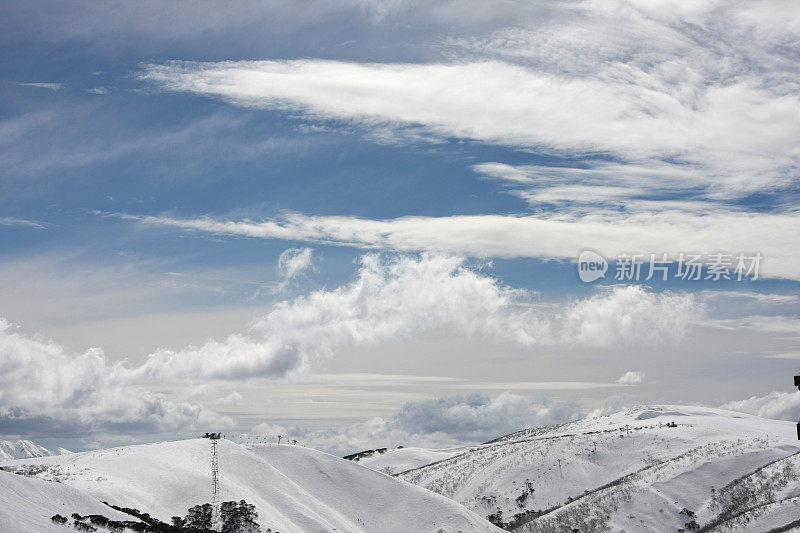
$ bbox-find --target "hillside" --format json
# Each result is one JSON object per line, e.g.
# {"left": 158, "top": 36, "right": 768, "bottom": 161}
{"left": 0, "top": 469, "right": 135, "bottom": 532}
{"left": 0, "top": 438, "right": 502, "bottom": 533}
{"left": 363, "top": 405, "right": 800, "bottom": 532}
{"left": 348, "top": 446, "right": 470, "bottom": 475}
{"left": 0, "top": 439, "right": 70, "bottom": 461}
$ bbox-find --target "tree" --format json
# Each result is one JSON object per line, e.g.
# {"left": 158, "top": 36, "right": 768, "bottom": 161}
{"left": 185, "top": 503, "right": 213, "bottom": 530}
{"left": 237, "top": 500, "right": 260, "bottom": 533}
{"left": 220, "top": 500, "right": 260, "bottom": 533}
{"left": 221, "top": 501, "right": 241, "bottom": 533}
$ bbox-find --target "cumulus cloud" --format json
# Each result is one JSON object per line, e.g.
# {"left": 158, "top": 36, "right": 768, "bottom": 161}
{"left": 616, "top": 371, "right": 645, "bottom": 385}
{"left": 721, "top": 391, "right": 800, "bottom": 422}
{"left": 0, "top": 254, "right": 699, "bottom": 438}
{"left": 255, "top": 392, "right": 583, "bottom": 453}
{"left": 393, "top": 392, "right": 580, "bottom": 440}
{"left": 254, "top": 253, "right": 548, "bottom": 348}
{"left": 0, "top": 319, "right": 231, "bottom": 436}
{"left": 563, "top": 287, "right": 698, "bottom": 346}
{"left": 218, "top": 391, "right": 243, "bottom": 406}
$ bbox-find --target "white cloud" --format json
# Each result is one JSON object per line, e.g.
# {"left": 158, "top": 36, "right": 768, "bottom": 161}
{"left": 721, "top": 391, "right": 800, "bottom": 422}
{"left": 122, "top": 209, "right": 800, "bottom": 280}
{"left": 0, "top": 254, "right": 701, "bottom": 439}
{"left": 278, "top": 247, "right": 313, "bottom": 281}
{"left": 218, "top": 391, "right": 243, "bottom": 406}
{"left": 763, "top": 353, "right": 800, "bottom": 360}
{"left": 700, "top": 291, "right": 800, "bottom": 305}
{"left": 260, "top": 392, "right": 583, "bottom": 452}
{"left": 616, "top": 371, "right": 645, "bottom": 385}
{"left": 0, "top": 319, "right": 231, "bottom": 435}
{"left": 703, "top": 315, "right": 800, "bottom": 334}
{"left": 18, "top": 82, "right": 63, "bottom": 90}
{"left": 563, "top": 287, "right": 698, "bottom": 346}
{"left": 0, "top": 217, "right": 49, "bottom": 229}
{"left": 140, "top": 29, "right": 800, "bottom": 197}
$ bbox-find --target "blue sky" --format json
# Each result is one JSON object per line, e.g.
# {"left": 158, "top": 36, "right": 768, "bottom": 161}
{"left": 1, "top": 0, "right": 799, "bottom": 453}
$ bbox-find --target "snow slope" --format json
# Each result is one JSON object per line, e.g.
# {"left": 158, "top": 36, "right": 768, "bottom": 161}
{"left": 349, "top": 446, "right": 470, "bottom": 475}
{"left": 378, "top": 405, "right": 800, "bottom": 532}
{"left": 1, "top": 438, "right": 502, "bottom": 533}
{"left": 0, "top": 469, "right": 134, "bottom": 532}
{"left": 0, "top": 439, "right": 69, "bottom": 461}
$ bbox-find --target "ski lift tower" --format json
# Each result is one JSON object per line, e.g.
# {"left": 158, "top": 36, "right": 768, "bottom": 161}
{"left": 795, "top": 375, "right": 800, "bottom": 439}
{"left": 202, "top": 432, "right": 222, "bottom": 524}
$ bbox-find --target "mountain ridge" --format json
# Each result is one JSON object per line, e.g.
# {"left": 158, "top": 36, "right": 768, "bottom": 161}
{"left": 0, "top": 439, "right": 70, "bottom": 461}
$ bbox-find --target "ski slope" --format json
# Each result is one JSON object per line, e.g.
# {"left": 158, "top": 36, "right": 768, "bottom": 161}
{"left": 0, "top": 469, "right": 135, "bottom": 532}
{"left": 1, "top": 438, "right": 502, "bottom": 533}
{"left": 349, "top": 446, "right": 470, "bottom": 475}
{"left": 369, "top": 405, "right": 800, "bottom": 532}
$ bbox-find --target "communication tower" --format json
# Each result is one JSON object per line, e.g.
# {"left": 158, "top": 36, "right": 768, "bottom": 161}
{"left": 202, "top": 432, "right": 222, "bottom": 524}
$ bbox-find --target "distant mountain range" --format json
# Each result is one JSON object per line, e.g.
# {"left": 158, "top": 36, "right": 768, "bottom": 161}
{"left": 0, "top": 440, "right": 70, "bottom": 461}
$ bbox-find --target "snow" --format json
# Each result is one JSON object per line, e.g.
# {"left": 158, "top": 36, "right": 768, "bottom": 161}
{"left": 0, "top": 440, "right": 67, "bottom": 461}
{"left": 351, "top": 446, "right": 471, "bottom": 475}
{"left": 0, "top": 470, "right": 134, "bottom": 532}
{"left": 379, "top": 405, "right": 800, "bottom": 532}
{"left": 1, "top": 438, "right": 502, "bottom": 533}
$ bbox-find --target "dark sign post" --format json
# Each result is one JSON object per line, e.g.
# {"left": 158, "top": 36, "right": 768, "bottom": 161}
{"left": 795, "top": 375, "right": 800, "bottom": 440}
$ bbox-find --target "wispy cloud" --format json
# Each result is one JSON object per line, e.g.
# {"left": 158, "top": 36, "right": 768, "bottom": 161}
{"left": 18, "top": 82, "right": 63, "bottom": 90}
{"left": 278, "top": 247, "right": 313, "bottom": 282}
{"left": 116, "top": 210, "right": 800, "bottom": 280}
{"left": 140, "top": 40, "right": 799, "bottom": 198}
{"left": 0, "top": 217, "right": 50, "bottom": 229}
{"left": 701, "top": 290, "right": 800, "bottom": 305}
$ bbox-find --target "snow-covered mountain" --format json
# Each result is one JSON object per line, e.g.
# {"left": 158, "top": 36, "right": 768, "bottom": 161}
{"left": 0, "top": 440, "right": 70, "bottom": 461}
{"left": 0, "top": 438, "right": 502, "bottom": 533}
{"left": 359, "top": 405, "right": 800, "bottom": 532}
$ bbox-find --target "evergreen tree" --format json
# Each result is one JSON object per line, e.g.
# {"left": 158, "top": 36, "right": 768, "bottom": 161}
{"left": 237, "top": 500, "right": 260, "bottom": 533}
{"left": 185, "top": 503, "right": 213, "bottom": 530}
{"left": 220, "top": 500, "right": 260, "bottom": 533}
{"left": 220, "top": 501, "right": 240, "bottom": 533}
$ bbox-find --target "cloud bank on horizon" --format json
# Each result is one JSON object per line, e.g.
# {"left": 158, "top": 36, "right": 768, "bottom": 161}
{"left": 0, "top": 254, "right": 701, "bottom": 440}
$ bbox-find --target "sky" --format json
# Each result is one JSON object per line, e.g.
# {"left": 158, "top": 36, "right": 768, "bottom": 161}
{"left": 1, "top": 0, "right": 799, "bottom": 454}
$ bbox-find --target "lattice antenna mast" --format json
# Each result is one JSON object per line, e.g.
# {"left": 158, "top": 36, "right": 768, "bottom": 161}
{"left": 203, "top": 432, "right": 221, "bottom": 526}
